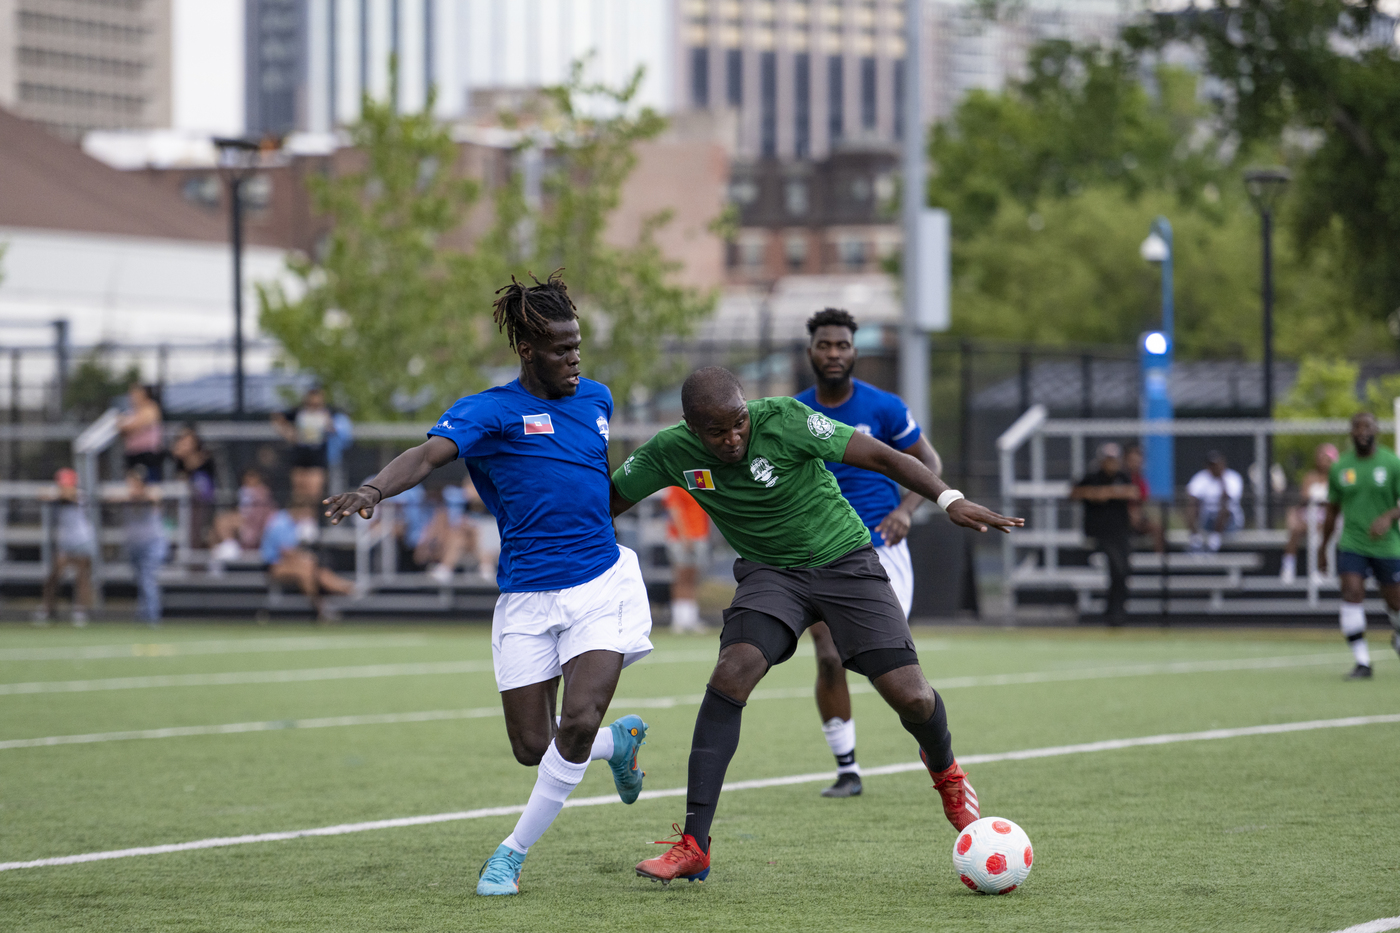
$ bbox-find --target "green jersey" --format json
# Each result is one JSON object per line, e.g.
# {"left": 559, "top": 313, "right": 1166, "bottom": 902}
{"left": 1328, "top": 445, "right": 1400, "bottom": 557}
{"left": 612, "top": 397, "right": 871, "bottom": 568}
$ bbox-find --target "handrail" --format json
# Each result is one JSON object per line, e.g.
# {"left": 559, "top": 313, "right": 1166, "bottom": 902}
{"left": 996, "top": 404, "right": 1048, "bottom": 453}
{"left": 73, "top": 408, "right": 121, "bottom": 455}
{"left": 1037, "top": 417, "right": 1352, "bottom": 437}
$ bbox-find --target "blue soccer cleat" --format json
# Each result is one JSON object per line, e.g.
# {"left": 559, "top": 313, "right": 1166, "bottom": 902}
{"left": 476, "top": 844, "right": 526, "bottom": 896}
{"left": 607, "top": 714, "right": 648, "bottom": 804}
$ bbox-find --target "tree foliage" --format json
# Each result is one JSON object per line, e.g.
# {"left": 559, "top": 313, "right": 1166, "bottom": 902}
{"left": 1127, "top": 0, "right": 1400, "bottom": 320}
{"left": 260, "top": 65, "right": 715, "bottom": 420}
{"left": 927, "top": 35, "right": 1383, "bottom": 360}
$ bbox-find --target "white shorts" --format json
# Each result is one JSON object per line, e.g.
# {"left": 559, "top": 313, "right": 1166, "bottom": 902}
{"left": 491, "top": 545, "right": 654, "bottom": 692}
{"left": 876, "top": 540, "right": 914, "bottom": 618}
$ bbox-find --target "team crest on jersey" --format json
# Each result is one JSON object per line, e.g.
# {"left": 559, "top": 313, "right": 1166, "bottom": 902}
{"left": 596, "top": 416, "right": 610, "bottom": 440}
{"left": 1343, "top": 468, "right": 1356, "bottom": 486}
{"left": 622, "top": 454, "right": 635, "bottom": 475}
{"left": 749, "top": 457, "right": 778, "bottom": 487}
{"left": 684, "top": 469, "right": 715, "bottom": 491}
{"left": 807, "top": 413, "right": 835, "bottom": 439}
{"left": 855, "top": 423, "right": 873, "bottom": 435}
{"left": 1375, "top": 466, "right": 1387, "bottom": 485}
{"left": 522, "top": 414, "right": 554, "bottom": 435}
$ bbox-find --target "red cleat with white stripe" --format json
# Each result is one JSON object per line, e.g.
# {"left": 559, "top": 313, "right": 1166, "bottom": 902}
{"left": 921, "top": 751, "right": 979, "bottom": 831}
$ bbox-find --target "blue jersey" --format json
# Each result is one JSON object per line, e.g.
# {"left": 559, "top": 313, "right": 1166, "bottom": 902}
{"left": 794, "top": 379, "right": 922, "bottom": 544}
{"left": 427, "top": 377, "right": 618, "bottom": 592}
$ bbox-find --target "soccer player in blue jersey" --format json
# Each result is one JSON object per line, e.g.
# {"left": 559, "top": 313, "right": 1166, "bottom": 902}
{"left": 323, "top": 273, "right": 654, "bottom": 897}
{"left": 794, "top": 308, "right": 945, "bottom": 798}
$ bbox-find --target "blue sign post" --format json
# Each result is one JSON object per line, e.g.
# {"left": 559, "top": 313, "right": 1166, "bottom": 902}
{"left": 1140, "top": 217, "right": 1175, "bottom": 502}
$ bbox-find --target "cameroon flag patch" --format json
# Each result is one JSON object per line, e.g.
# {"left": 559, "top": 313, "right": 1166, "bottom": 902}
{"left": 684, "top": 469, "right": 715, "bottom": 491}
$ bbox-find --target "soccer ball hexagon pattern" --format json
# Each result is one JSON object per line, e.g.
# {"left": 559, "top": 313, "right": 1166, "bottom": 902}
{"left": 951, "top": 816, "right": 1033, "bottom": 894}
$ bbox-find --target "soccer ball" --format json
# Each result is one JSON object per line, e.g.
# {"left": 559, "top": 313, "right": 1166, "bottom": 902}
{"left": 952, "top": 817, "right": 1033, "bottom": 894}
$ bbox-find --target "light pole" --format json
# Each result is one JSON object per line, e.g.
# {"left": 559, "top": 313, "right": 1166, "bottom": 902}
{"left": 1139, "top": 217, "right": 1174, "bottom": 504}
{"left": 1244, "top": 166, "right": 1290, "bottom": 527}
{"left": 214, "top": 137, "right": 263, "bottom": 418}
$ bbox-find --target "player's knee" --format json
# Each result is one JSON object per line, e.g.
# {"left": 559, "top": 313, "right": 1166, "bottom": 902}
{"left": 509, "top": 733, "right": 550, "bottom": 767}
{"left": 815, "top": 652, "right": 845, "bottom": 686}
{"left": 709, "top": 644, "right": 768, "bottom": 699}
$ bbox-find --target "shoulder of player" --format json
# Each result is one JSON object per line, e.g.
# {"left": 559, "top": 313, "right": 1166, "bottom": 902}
{"left": 576, "top": 377, "right": 613, "bottom": 404}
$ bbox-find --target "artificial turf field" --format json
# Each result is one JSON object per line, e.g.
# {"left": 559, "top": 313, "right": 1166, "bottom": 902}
{"left": 1, "top": 622, "right": 1397, "bottom": 933}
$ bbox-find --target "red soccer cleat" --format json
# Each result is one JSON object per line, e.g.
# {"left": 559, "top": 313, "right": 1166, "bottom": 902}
{"left": 921, "top": 750, "right": 980, "bottom": 831}
{"left": 635, "top": 824, "right": 711, "bottom": 885}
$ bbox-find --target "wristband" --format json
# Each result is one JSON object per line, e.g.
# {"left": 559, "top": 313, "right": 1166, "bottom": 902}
{"left": 936, "top": 489, "right": 965, "bottom": 511}
{"left": 362, "top": 483, "right": 384, "bottom": 504}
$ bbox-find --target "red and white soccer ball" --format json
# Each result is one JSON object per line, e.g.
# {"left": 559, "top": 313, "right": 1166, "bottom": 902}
{"left": 952, "top": 817, "right": 1033, "bottom": 894}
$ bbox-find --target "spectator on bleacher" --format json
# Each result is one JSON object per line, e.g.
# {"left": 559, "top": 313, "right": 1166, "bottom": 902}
{"left": 1186, "top": 451, "right": 1245, "bottom": 553}
{"left": 664, "top": 486, "right": 710, "bottom": 633}
{"left": 35, "top": 467, "right": 95, "bottom": 627}
{"left": 261, "top": 498, "right": 357, "bottom": 621}
{"left": 118, "top": 382, "right": 164, "bottom": 482}
{"left": 1280, "top": 442, "right": 1340, "bottom": 583}
{"left": 1071, "top": 442, "right": 1140, "bottom": 627}
{"left": 458, "top": 475, "right": 500, "bottom": 583}
{"left": 1123, "top": 443, "right": 1165, "bottom": 553}
{"left": 211, "top": 469, "right": 276, "bottom": 565}
{"left": 121, "top": 467, "right": 168, "bottom": 626}
{"left": 171, "top": 422, "right": 217, "bottom": 548}
{"left": 272, "top": 387, "right": 350, "bottom": 504}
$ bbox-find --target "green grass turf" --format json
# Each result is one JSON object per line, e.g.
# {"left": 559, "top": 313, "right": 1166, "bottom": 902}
{"left": 1, "top": 622, "right": 1398, "bottom": 932}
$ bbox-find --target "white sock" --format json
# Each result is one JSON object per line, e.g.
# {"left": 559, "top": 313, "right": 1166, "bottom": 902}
{"left": 1340, "top": 603, "right": 1371, "bottom": 667}
{"left": 821, "top": 716, "right": 860, "bottom": 775}
{"left": 591, "top": 725, "right": 614, "bottom": 762}
{"left": 501, "top": 741, "right": 588, "bottom": 855}
{"left": 1280, "top": 554, "right": 1295, "bottom": 575}
{"left": 671, "top": 599, "right": 698, "bottom": 629}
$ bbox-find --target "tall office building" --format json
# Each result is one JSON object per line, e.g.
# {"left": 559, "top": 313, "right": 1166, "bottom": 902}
{"left": 246, "top": 0, "right": 305, "bottom": 138}
{"left": 677, "top": 0, "right": 1125, "bottom": 161}
{"left": 0, "top": 0, "right": 173, "bottom": 140}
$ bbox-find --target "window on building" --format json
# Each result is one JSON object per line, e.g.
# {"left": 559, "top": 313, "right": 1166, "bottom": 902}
{"left": 741, "top": 237, "right": 767, "bottom": 270}
{"left": 760, "top": 51, "right": 777, "bottom": 158}
{"left": 794, "top": 52, "right": 811, "bottom": 159}
{"left": 894, "top": 59, "right": 905, "bottom": 139}
{"left": 691, "top": 47, "right": 710, "bottom": 108}
{"left": 785, "top": 234, "right": 808, "bottom": 271}
{"left": 827, "top": 56, "right": 844, "bottom": 142}
{"left": 860, "top": 56, "right": 877, "bottom": 130}
{"left": 726, "top": 49, "right": 743, "bottom": 107}
{"left": 785, "top": 179, "right": 809, "bottom": 216}
{"left": 838, "top": 237, "right": 868, "bottom": 269}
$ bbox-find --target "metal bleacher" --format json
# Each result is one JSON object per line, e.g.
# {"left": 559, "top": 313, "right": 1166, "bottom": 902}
{"left": 997, "top": 405, "right": 1387, "bottom": 621}
{"left": 1, "top": 413, "right": 675, "bottom": 620}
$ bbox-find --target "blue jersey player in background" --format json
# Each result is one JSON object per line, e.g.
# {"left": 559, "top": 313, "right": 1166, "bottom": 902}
{"left": 323, "top": 273, "right": 654, "bottom": 897}
{"left": 794, "top": 308, "right": 944, "bottom": 799}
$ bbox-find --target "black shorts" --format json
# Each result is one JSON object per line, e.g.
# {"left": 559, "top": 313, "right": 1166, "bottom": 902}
{"left": 720, "top": 545, "right": 915, "bottom": 675}
{"left": 1337, "top": 550, "right": 1400, "bottom": 585}
{"left": 289, "top": 445, "right": 328, "bottom": 469}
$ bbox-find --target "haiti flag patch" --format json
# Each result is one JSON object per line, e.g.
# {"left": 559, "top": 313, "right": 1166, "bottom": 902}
{"left": 522, "top": 414, "right": 555, "bottom": 435}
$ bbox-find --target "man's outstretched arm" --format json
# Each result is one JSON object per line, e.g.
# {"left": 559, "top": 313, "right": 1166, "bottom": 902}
{"left": 324, "top": 435, "right": 460, "bottom": 524}
{"left": 841, "top": 430, "right": 1024, "bottom": 534}
{"left": 610, "top": 481, "right": 639, "bottom": 518}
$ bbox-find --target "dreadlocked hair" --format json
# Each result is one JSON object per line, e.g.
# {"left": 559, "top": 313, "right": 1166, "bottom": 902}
{"left": 492, "top": 269, "right": 578, "bottom": 352}
{"left": 806, "top": 307, "right": 859, "bottom": 336}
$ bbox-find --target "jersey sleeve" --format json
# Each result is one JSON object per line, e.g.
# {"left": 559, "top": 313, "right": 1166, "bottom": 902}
{"left": 426, "top": 393, "right": 500, "bottom": 459}
{"left": 779, "top": 397, "right": 857, "bottom": 462}
{"left": 612, "top": 437, "right": 673, "bottom": 503}
{"left": 885, "top": 396, "right": 922, "bottom": 449}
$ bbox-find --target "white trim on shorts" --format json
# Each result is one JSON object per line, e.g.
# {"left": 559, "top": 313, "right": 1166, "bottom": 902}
{"left": 490, "top": 545, "right": 654, "bottom": 692}
{"left": 875, "top": 539, "right": 914, "bottom": 618}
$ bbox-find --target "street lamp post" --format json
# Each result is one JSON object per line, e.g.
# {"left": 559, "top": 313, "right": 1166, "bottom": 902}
{"left": 1244, "top": 167, "right": 1291, "bottom": 528}
{"left": 213, "top": 137, "right": 263, "bottom": 418}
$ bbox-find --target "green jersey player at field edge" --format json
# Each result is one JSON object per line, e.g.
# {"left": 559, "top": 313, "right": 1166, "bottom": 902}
{"left": 609, "top": 366, "right": 1023, "bottom": 885}
{"left": 1319, "top": 411, "right": 1400, "bottom": 679}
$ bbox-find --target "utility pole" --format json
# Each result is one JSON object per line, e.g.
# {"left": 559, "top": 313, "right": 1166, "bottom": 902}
{"left": 900, "top": 0, "right": 928, "bottom": 432}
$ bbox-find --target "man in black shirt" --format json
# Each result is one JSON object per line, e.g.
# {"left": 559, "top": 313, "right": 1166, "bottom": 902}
{"left": 1071, "top": 442, "right": 1141, "bottom": 626}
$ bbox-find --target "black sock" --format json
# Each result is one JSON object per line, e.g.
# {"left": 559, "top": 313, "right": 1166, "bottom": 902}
{"left": 835, "top": 749, "right": 857, "bottom": 770}
{"left": 682, "top": 685, "right": 746, "bottom": 853}
{"left": 901, "top": 690, "right": 954, "bottom": 773}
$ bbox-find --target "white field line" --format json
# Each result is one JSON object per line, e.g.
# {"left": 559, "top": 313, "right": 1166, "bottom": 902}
{"left": 0, "top": 649, "right": 1353, "bottom": 698}
{"left": 0, "top": 652, "right": 1363, "bottom": 749}
{"left": 1332, "top": 918, "right": 1400, "bottom": 933}
{"left": 2, "top": 712, "right": 1397, "bottom": 873}
{"left": 0, "top": 635, "right": 434, "bottom": 662}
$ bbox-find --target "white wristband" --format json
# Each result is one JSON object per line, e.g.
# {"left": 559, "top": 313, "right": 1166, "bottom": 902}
{"left": 937, "top": 489, "right": 965, "bottom": 511}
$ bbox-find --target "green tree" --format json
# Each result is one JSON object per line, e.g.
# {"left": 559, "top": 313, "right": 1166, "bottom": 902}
{"left": 1128, "top": 0, "right": 1400, "bottom": 321}
{"left": 64, "top": 346, "right": 141, "bottom": 421}
{"left": 260, "top": 64, "right": 715, "bottom": 420}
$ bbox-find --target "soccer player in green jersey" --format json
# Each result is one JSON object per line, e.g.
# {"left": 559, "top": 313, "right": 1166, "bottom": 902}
{"left": 1319, "top": 411, "right": 1400, "bottom": 679}
{"left": 611, "top": 367, "right": 1023, "bottom": 884}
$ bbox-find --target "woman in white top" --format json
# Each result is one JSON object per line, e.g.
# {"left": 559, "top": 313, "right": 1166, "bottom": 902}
{"left": 1280, "top": 443, "right": 1340, "bottom": 583}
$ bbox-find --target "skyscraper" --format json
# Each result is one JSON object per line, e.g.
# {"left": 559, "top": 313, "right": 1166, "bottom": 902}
{"left": 0, "top": 0, "right": 174, "bottom": 140}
